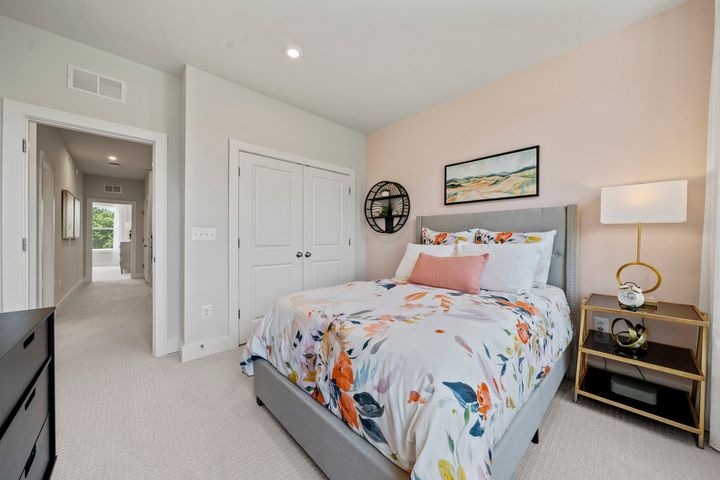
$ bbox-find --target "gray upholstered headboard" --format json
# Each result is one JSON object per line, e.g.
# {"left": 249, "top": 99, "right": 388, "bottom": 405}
{"left": 416, "top": 205, "right": 579, "bottom": 324}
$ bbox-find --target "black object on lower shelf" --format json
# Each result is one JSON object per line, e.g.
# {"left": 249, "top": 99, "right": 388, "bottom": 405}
{"left": 580, "top": 366, "right": 696, "bottom": 428}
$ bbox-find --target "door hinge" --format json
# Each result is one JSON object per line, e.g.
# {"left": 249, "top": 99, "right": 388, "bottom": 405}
{"left": 22, "top": 238, "right": 27, "bottom": 252}
{"left": 238, "top": 238, "right": 241, "bottom": 248}
{"left": 238, "top": 309, "right": 241, "bottom": 319}
{"left": 238, "top": 166, "right": 241, "bottom": 176}
{"left": 348, "top": 187, "right": 351, "bottom": 195}
{"left": 22, "top": 139, "right": 27, "bottom": 153}
{"left": 348, "top": 238, "right": 351, "bottom": 246}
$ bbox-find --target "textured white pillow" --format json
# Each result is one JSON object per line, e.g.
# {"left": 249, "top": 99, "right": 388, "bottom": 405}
{"left": 475, "top": 229, "right": 557, "bottom": 287}
{"left": 457, "top": 243, "right": 542, "bottom": 294}
{"left": 394, "top": 243, "right": 455, "bottom": 281}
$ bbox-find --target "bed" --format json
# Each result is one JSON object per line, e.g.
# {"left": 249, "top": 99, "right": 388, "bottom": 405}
{"left": 241, "top": 205, "right": 578, "bottom": 480}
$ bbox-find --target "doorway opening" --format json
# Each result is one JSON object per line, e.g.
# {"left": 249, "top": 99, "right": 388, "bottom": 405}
{"left": 31, "top": 123, "right": 154, "bottom": 315}
{"left": 1, "top": 99, "right": 170, "bottom": 356}
{"left": 91, "top": 202, "right": 133, "bottom": 282}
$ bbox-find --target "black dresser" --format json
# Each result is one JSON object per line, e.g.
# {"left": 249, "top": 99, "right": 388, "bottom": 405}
{"left": 0, "top": 308, "right": 56, "bottom": 480}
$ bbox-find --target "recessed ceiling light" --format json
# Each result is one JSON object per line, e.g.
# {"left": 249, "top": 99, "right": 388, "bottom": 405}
{"left": 108, "top": 155, "right": 117, "bottom": 160}
{"left": 285, "top": 45, "right": 302, "bottom": 59}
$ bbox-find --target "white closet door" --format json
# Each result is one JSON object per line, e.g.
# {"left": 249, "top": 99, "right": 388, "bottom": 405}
{"left": 238, "top": 152, "right": 303, "bottom": 343}
{"left": 303, "top": 166, "right": 352, "bottom": 290}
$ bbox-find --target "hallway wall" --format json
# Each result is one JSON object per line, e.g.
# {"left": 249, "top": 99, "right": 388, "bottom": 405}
{"left": 36, "top": 124, "right": 84, "bottom": 305}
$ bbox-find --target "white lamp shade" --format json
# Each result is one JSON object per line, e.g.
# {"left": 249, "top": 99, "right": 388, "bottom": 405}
{"left": 600, "top": 180, "right": 687, "bottom": 224}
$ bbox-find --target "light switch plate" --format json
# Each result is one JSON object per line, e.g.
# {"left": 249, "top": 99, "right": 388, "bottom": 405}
{"left": 201, "top": 304, "right": 213, "bottom": 319}
{"left": 192, "top": 227, "right": 216, "bottom": 241}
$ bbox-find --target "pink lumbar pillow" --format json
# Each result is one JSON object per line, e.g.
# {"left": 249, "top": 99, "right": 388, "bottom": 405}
{"left": 408, "top": 253, "right": 489, "bottom": 294}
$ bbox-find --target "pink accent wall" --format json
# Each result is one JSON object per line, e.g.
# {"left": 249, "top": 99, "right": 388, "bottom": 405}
{"left": 366, "top": 0, "right": 714, "bottom": 330}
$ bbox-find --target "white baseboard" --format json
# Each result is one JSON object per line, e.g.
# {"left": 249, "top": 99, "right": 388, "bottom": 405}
{"left": 56, "top": 278, "right": 86, "bottom": 310}
{"left": 181, "top": 334, "right": 237, "bottom": 362}
{"left": 131, "top": 273, "right": 144, "bottom": 279}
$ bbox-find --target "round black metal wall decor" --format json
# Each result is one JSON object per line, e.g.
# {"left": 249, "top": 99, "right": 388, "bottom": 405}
{"left": 364, "top": 181, "right": 410, "bottom": 234}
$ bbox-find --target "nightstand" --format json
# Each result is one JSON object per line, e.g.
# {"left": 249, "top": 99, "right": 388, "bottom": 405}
{"left": 574, "top": 294, "right": 708, "bottom": 447}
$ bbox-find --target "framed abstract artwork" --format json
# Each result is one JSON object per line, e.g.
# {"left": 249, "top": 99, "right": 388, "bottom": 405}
{"left": 444, "top": 146, "right": 539, "bottom": 205}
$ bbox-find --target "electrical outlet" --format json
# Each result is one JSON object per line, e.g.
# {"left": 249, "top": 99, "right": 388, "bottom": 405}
{"left": 594, "top": 316, "right": 610, "bottom": 334}
{"left": 201, "top": 304, "right": 213, "bottom": 319}
{"left": 192, "top": 227, "right": 216, "bottom": 241}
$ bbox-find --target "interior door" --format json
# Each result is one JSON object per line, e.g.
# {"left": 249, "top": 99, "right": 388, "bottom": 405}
{"left": 144, "top": 170, "right": 153, "bottom": 285}
{"left": 302, "top": 166, "right": 352, "bottom": 290}
{"left": 238, "top": 152, "right": 303, "bottom": 343}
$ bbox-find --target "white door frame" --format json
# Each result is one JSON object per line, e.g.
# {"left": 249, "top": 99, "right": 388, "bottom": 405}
{"left": 86, "top": 198, "right": 137, "bottom": 282}
{"left": 1, "top": 98, "right": 170, "bottom": 357}
{"left": 228, "top": 139, "right": 356, "bottom": 346}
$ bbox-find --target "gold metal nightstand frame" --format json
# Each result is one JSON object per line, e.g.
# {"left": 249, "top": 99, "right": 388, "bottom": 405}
{"left": 574, "top": 294, "right": 708, "bottom": 448}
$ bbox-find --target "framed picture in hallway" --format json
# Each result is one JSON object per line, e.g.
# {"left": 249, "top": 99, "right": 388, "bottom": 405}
{"left": 62, "top": 189, "right": 75, "bottom": 239}
{"left": 444, "top": 146, "right": 539, "bottom": 205}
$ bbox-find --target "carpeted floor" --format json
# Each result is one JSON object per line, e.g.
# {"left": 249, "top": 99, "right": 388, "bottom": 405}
{"left": 91, "top": 266, "right": 131, "bottom": 282}
{"left": 52, "top": 278, "right": 720, "bottom": 479}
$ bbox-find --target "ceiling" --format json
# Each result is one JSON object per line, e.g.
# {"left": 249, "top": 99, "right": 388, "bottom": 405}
{"left": 2, "top": 0, "right": 689, "bottom": 132}
{"left": 43, "top": 126, "right": 152, "bottom": 180}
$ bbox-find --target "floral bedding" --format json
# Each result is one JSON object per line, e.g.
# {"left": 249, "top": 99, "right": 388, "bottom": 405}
{"left": 240, "top": 280, "right": 572, "bottom": 480}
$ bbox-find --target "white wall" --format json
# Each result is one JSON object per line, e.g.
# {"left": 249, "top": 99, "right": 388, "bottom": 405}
{"left": 0, "top": 15, "right": 182, "bottom": 342}
{"left": 36, "top": 125, "right": 84, "bottom": 305}
{"left": 183, "top": 65, "right": 367, "bottom": 357}
{"left": 84, "top": 176, "right": 146, "bottom": 277}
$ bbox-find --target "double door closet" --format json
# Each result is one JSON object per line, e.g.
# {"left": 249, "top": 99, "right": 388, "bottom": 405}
{"left": 236, "top": 151, "right": 354, "bottom": 343}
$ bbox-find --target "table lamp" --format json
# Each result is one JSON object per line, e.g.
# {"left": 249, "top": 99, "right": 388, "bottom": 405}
{"left": 600, "top": 179, "right": 687, "bottom": 297}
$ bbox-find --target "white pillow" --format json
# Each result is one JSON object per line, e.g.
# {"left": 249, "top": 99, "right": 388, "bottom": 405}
{"left": 475, "top": 229, "right": 557, "bottom": 287}
{"left": 457, "top": 243, "right": 542, "bottom": 294}
{"left": 394, "top": 243, "right": 455, "bottom": 281}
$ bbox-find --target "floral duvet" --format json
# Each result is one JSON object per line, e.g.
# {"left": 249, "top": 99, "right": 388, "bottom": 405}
{"left": 240, "top": 280, "right": 572, "bottom": 480}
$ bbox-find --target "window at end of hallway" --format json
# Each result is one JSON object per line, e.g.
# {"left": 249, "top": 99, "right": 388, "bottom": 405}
{"left": 92, "top": 206, "right": 115, "bottom": 249}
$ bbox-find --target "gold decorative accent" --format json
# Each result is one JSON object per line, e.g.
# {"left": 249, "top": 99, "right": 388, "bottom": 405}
{"left": 615, "top": 223, "right": 662, "bottom": 293}
{"left": 616, "top": 261, "right": 662, "bottom": 293}
{"left": 610, "top": 318, "right": 648, "bottom": 350}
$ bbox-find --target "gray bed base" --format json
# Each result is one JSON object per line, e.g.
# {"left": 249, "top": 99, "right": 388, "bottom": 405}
{"left": 253, "top": 204, "right": 579, "bottom": 479}
{"left": 255, "top": 349, "right": 569, "bottom": 480}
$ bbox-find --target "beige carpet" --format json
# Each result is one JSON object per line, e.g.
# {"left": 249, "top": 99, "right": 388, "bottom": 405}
{"left": 52, "top": 278, "right": 720, "bottom": 479}
{"left": 91, "top": 266, "right": 130, "bottom": 282}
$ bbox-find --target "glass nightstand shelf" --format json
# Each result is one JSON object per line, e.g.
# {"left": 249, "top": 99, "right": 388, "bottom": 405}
{"left": 574, "top": 294, "right": 709, "bottom": 448}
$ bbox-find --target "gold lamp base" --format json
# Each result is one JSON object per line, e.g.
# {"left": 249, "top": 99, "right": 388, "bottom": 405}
{"left": 616, "top": 223, "right": 663, "bottom": 298}
{"left": 616, "top": 261, "right": 662, "bottom": 294}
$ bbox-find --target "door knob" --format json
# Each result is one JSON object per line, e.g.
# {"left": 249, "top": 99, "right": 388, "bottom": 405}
{"left": 305, "top": 252, "right": 312, "bottom": 258}
{"left": 296, "top": 251, "right": 303, "bottom": 258}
